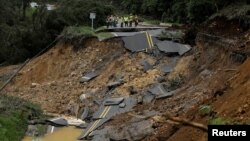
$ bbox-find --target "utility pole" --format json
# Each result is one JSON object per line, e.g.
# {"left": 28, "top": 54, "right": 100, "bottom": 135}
{"left": 90, "top": 12, "right": 96, "bottom": 31}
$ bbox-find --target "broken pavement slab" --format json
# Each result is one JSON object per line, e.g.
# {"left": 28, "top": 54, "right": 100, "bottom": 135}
{"left": 78, "top": 118, "right": 110, "bottom": 140}
{"left": 122, "top": 32, "right": 155, "bottom": 52}
{"left": 46, "top": 117, "right": 68, "bottom": 126}
{"left": 160, "top": 64, "right": 174, "bottom": 74}
{"left": 140, "top": 60, "right": 153, "bottom": 71}
{"left": 104, "top": 97, "right": 125, "bottom": 106}
{"left": 91, "top": 120, "right": 154, "bottom": 141}
{"left": 156, "top": 41, "right": 191, "bottom": 56}
{"left": 148, "top": 83, "right": 175, "bottom": 99}
{"left": 80, "top": 107, "right": 89, "bottom": 120}
{"left": 142, "top": 92, "right": 155, "bottom": 103}
{"left": 107, "top": 80, "right": 124, "bottom": 89}
{"left": 78, "top": 97, "right": 137, "bottom": 140}
{"left": 93, "top": 97, "right": 137, "bottom": 120}
{"left": 80, "top": 71, "right": 99, "bottom": 83}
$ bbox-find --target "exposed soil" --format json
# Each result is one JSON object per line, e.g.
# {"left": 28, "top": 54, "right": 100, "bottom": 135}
{"left": 0, "top": 19, "right": 249, "bottom": 141}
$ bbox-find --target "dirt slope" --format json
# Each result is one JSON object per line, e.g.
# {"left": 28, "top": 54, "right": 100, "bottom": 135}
{"left": 0, "top": 23, "right": 249, "bottom": 140}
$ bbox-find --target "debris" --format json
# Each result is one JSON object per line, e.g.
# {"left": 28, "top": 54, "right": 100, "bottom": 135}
{"left": 137, "top": 95, "right": 143, "bottom": 104}
{"left": 103, "top": 97, "right": 125, "bottom": 106}
{"left": 91, "top": 120, "right": 154, "bottom": 141}
{"left": 76, "top": 123, "right": 89, "bottom": 129}
{"left": 79, "top": 93, "right": 91, "bottom": 101}
{"left": 78, "top": 118, "right": 111, "bottom": 139}
{"left": 156, "top": 41, "right": 191, "bottom": 55}
{"left": 156, "top": 91, "right": 175, "bottom": 99}
{"left": 148, "top": 83, "right": 175, "bottom": 99}
{"left": 31, "top": 83, "right": 39, "bottom": 88}
{"left": 128, "top": 110, "right": 159, "bottom": 121}
{"left": 80, "top": 107, "right": 89, "bottom": 120}
{"left": 92, "top": 97, "right": 136, "bottom": 120}
{"left": 47, "top": 125, "right": 58, "bottom": 134}
{"left": 107, "top": 80, "right": 123, "bottom": 89}
{"left": 160, "top": 64, "right": 173, "bottom": 74}
{"left": 143, "top": 92, "right": 155, "bottom": 103}
{"left": 119, "top": 102, "right": 126, "bottom": 108}
{"left": 140, "top": 60, "right": 153, "bottom": 71}
{"left": 152, "top": 113, "right": 208, "bottom": 131}
{"left": 67, "top": 118, "right": 85, "bottom": 126}
{"left": 80, "top": 71, "right": 99, "bottom": 83}
{"left": 79, "top": 97, "right": 138, "bottom": 139}
{"left": 46, "top": 117, "right": 68, "bottom": 126}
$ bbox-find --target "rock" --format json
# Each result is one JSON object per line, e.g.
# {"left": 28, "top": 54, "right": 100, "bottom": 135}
{"left": 243, "top": 104, "right": 249, "bottom": 108}
{"left": 137, "top": 95, "right": 143, "bottom": 104}
{"left": 79, "top": 93, "right": 91, "bottom": 102}
{"left": 31, "top": 83, "right": 39, "bottom": 88}
{"left": 26, "top": 125, "right": 38, "bottom": 136}
{"left": 119, "top": 102, "right": 126, "bottom": 108}
{"left": 70, "top": 72, "right": 77, "bottom": 77}
{"left": 200, "top": 69, "right": 212, "bottom": 79}
{"left": 237, "top": 107, "right": 245, "bottom": 114}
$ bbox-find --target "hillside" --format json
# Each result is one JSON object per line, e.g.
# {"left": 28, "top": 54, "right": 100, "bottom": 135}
{"left": 0, "top": 1, "right": 250, "bottom": 141}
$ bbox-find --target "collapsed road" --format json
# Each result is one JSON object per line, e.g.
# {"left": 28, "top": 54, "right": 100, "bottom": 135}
{"left": 2, "top": 28, "right": 193, "bottom": 140}
{"left": 2, "top": 23, "right": 248, "bottom": 141}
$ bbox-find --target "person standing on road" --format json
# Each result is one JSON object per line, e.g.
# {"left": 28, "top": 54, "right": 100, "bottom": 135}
{"left": 106, "top": 16, "right": 111, "bottom": 28}
{"left": 113, "top": 15, "right": 118, "bottom": 27}
{"left": 134, "top": 15, "right": 139, "bottom": 27}
{"left": 120, "top": 16, "right": 124, "bottom": 28}
{"left": 129, "top": 14, "right": 134, "bottom": 27}
{"left": 124, "top": 16, "right": 129, "bottom": 27}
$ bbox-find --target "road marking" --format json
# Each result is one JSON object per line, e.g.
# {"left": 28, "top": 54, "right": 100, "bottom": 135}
{"left": 99, "top": 106, "right": 109, "bottom": 118}
{"left": 148, "top": 32, "right": 154, "bottom": 48}
{"left": 101, "top": 106, "right": 111, "bottom": 118}
{"left": 51, "top": 126, "right": 55, "bottom": 133}
{"left": 83, "top": 119, "right": 101, "bottom": 137}
{"left": 145, "top": 32, "right": 152, "bottom": 49}
{"left": 82, "top": 106, "right": 111, "bottom": 137}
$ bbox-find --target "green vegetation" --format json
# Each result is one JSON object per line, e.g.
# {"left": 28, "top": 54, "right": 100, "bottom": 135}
{"left": 115, "top": 0, "right": 249, "bottom": 24}
{"left": 0, "top": 0, "right": 114, "bottom": 64}
{"left": 0, "top": 94, "right": 43, "bottom": 141}
{"left": 209, "top": 117, "right": 230, "bottom": 125}
{"left": 199, "top": 105, "right": 212, "bottom": 116}
{"left": 168, "top": 75, "right": 184, "bottom": 90}
{"left": 60, "top": 26, "right": 114, "bottom": 41}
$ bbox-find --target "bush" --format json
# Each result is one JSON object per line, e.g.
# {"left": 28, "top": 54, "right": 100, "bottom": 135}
{"left": 0, "top": 95, "right": 43, "bottom": 141}
{"left": 187, "top": 0, "right": 216, "bottom": 23}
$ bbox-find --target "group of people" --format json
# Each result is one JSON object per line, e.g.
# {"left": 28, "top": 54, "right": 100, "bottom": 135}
{"left": 106, "top": 14, "right": 139, "bottom": 28}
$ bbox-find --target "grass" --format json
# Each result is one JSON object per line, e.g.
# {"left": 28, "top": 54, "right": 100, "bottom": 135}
{"left": 0, "top": 94, "right": 43, "bottom": 141}
{"left": 167, "top": 75, "right": 184, "bottom": 91}
{"left": 61, "top": 26, "right": 115, "bottom": 40}
{"left": 209, "top": 117, "right": 230, "bottom": 125}
{"left": 95, "top": 26, "right": 107, "bottom": 32}
{"left": 199, "top": 105, "right": 212, "bottom": 116}
{"left": 96, "top": 32, "right": 114, "bottom": 40}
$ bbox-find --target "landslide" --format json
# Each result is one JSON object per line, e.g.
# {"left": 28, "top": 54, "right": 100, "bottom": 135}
{"left": 1, "top": 18, "right": 249, "bottom": 141}
{"left": 4, "top": 38, "right": 168, "bottom": 114}
{"left": 150, "top": 23, "right": 250, "bottom": 141}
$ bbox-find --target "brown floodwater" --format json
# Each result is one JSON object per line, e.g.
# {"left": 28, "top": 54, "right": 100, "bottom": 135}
{"left": 22, "top": 126, "right": 82, "bottom": 141}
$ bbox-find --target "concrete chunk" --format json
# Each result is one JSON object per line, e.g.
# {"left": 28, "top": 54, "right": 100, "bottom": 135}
{"left": 80, "top": 71, "right": 99, "bottom": 83}
{"left": 103, "top": 97, "right": 125, "bottom": 106}
{"left": 156, "top": 41, "right": 191, "bottom": 55}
